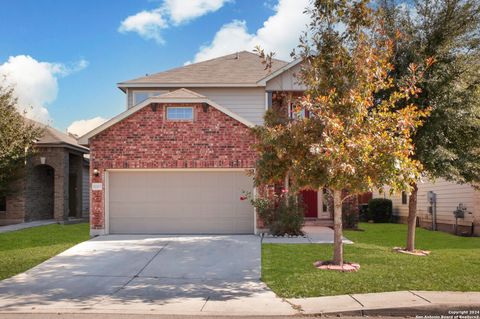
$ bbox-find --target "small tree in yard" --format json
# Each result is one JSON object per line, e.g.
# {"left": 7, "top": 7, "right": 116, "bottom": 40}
{"left": 253, "top": 0, "right": 430, "bottom": 266}
{"left": 0, "top": 84, "right": 43, "bottom": 197}
{"left": 379, "top": 0, "right": 480, "bottom": 251}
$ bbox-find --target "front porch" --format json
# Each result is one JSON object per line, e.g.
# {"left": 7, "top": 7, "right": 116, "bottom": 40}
{"left": 300, "top": 189, "right": 335, "bottom": 228}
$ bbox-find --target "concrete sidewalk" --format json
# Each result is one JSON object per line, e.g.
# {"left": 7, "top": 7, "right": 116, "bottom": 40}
{"left": 0, "top": 289, "right": 478, "bottom": 316}
{"left": 0, "top": 220, "right": 56, "bottom": 234}
{"left": 288, "top": 290, "right": 480, "bottom": 316}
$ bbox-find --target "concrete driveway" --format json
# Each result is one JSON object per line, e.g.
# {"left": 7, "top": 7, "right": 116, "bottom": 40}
{"left": 0, "top": 235, "right": 295, "bottom": 315}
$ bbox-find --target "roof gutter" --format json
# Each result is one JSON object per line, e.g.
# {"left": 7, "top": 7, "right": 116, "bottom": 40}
{"left": 256, "top": 58, "right": 303, "bottom": 86}
{"left": 117, "top": 82, "right": 266, "bottom": 90}
{"left": 36, "top": 142, "right": 89, "bottom": 154}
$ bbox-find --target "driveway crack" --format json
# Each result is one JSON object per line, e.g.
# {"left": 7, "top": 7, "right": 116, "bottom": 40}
{"left": 410, "top": 290, "right": 432, "bottom": 303}
{"left": 349, "top": 294, "right": 365, "bottom": 307}
{"left": 89, "top": 241, "right": 171, "bottom": 306}
{"left": 200, "top": 296, "right": 210, "bottom": 312}
{"left": 134, "top": 241, "right": 170, "bottom": 278}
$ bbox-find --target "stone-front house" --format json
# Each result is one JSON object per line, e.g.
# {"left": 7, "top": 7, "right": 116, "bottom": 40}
{"left": 79, "top": 51, "right": 347, "bottom": 236}
{"left": 0, "top": 122, "right": 90, "bottom": 226}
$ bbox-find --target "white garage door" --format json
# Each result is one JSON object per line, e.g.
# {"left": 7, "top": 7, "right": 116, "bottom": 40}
{"left": 108, "top": 170, "right": 254, "bottom": 234}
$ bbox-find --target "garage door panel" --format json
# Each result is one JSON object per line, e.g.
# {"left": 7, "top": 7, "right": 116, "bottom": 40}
{"left": 108, "top": 170, "right": 254, "bottom": 234}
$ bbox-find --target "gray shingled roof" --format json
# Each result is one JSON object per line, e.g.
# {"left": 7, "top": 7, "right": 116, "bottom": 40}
{"left": 26, "top": 118, "right": 89, "bottom": 153}
{"left": 118, "top": 51, "right": 288, "bottom": 87}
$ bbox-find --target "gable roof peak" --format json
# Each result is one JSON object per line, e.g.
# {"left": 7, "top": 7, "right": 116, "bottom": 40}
{"left": 158, "top": 88, "right": 206, "bottom": 99}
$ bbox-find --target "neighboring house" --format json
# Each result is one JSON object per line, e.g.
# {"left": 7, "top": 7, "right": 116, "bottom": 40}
{"left": 79, "top": 51, "right": 335, "bottom": 236}
{"left": 373, "top": 179, "right": 480, "bottom": 236}
{"left": 0, "top": 121, "right": 90, "bottom": 226}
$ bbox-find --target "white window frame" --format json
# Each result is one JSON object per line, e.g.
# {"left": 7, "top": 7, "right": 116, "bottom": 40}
{"left": 288, "top": 101, "right": 306, "bottom": 119}
{"left": 166, "top": 106, "right": 194, "bottom": 121}
{"left": 132, "top": 90, "right": 167, "bottom": 106}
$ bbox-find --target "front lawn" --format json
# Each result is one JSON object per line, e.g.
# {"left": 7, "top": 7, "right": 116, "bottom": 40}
{"left": 0, "top": 223, "right": 89, "bottom": 280}
{"left": 262, "top": 223, "right": 480, "bottom": 298}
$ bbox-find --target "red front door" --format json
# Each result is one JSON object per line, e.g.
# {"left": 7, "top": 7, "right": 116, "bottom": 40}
{"left": 300, "top": 190, "right": 318, "bottom": 218}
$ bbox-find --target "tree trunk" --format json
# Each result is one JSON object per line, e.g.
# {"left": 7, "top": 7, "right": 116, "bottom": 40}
{"left": 406, "top": 183, "right": 418, "bottom": 252}
{"left": 333, "top": 189, "right": 343, "bottom": 266}
{"left": 284, "top": 173, "right": 289, "bottom": 193}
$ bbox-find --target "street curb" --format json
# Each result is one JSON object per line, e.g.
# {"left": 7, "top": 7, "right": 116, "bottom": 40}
{"left": 318, "top": 303, "right": 480, "bottom": 317}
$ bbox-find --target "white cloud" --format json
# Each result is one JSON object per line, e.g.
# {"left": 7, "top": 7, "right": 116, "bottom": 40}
{"left": 0, "top": 55, "right": 88, "bottom": 124}
{"left": 51, "top": 58, "right": 89, "bottom": 76}
{"left": 190, "top": 0, "right": 310, "bottom": 62}
{"left": 165, "top": 0, "right": 232, "bottom": 25}
{"left": 192, "top": 20, "right": 255, "bottom": 62}
{"left": 118, "top": 0, "right": 232, "bottom": 43}
{"left": 67, "top": 116, "right": 108, "bottom": 137}
{"left": 118, "top": 10, "right": 168, "bottom": 44}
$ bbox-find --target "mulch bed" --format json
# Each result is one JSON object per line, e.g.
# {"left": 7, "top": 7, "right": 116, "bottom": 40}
{"left": 313, "top": 260, "right": 360, "bottom": 272}
{"left": 393, "top": 247, "right": 431, "bottom": 256}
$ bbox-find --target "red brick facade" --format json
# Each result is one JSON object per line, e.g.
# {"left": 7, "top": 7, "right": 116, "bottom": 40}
{"left": 89, "top": 103, "right": 257, "bottom": 231}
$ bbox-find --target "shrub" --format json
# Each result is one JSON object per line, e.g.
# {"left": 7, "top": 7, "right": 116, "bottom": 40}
{"left": 342, "top": 195, "right": 359, "bottom": 229}
{"left": 358, "top": 204, "right": 369, "bottom": 222}
{"left": 367, "top": 198, "right": 393, "bottom": 223}
{"left": 249, "top": 192, "right": 304, "bottom": 236}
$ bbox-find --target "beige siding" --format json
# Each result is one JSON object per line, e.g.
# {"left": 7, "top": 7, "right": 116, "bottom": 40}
{"left": 266, "top": 63, "right": 307, "bottom": 91}
{"left": 372, "top": 188, "right": 409, "bottom": 217}
{"left": 193, "top": 87, "right": 266, "bottom": 125}
{"left": 373, "top": 179, "right": 479, "bottom": 228}
{"left": 127, "top": 87, "right": 266, "bottom": 125}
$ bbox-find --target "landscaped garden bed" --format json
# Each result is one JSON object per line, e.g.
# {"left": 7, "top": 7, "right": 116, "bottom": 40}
{"left": 262, "top": 223, "right": 480, "bottom": 297}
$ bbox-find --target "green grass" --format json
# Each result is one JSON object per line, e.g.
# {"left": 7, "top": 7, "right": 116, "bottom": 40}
{"left": 262, "top": 223, "right": 480, "bottom": 298}
{"left": 0, "top": 223, "right": 89, "bottom": 280}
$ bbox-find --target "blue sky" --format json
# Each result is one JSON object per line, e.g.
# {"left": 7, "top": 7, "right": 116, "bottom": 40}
{"left": 0, "top": 0, "right": 309, "bottom": 135}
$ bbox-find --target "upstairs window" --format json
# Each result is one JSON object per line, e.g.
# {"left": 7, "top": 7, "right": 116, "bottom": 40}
{"left": 288, "top": 102, "right": 309, "bottom": 119}
{"left": 133, "top": 91, "right": 166, "bottom": 106}
{"left": 166, "top": 107, "right": 194, "bottom": 121}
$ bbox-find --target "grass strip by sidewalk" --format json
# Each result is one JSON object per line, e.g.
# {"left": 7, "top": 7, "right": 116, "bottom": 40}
{"left": 0, "top": 223, "right": 89, "bottom": 280}
{"left": 262, "top": 223, "right": 480, "bottom": 298}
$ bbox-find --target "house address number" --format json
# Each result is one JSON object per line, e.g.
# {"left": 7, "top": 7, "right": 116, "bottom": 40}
{"left": 92, "top": 183, "right": 103, "bottom": 191}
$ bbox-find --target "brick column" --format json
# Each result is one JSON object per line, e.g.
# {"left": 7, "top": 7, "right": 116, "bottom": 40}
{"left": 54, "top": 149, "right": 69, "bottom": 222}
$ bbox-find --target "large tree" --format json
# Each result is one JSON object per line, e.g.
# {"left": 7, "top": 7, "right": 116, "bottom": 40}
{"left": 379, "top": 0, "right": 480, "bottom": 251}
{"left": 0, "top": 84, "right": 43, "bottom": 197}
{"left": 253, "top": 0, "right": 429, "bottom": 265}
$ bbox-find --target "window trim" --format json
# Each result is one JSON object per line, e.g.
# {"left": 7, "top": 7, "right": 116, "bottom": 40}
{"left": 288, "top": 101, "right": 306, "bottom": 119}
{"left": 165, "top": 106, "right": 194, "bottom": 122}
{"left": 132, "top": 90, "right": 167, "bottom": 106}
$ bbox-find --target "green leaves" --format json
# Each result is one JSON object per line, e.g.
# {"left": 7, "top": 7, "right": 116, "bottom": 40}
{"left": 253, "top": 0, "right": 430, "bottom": 197}
{"left": 381, "top": 0, "right": 480, "bottom": 185}
{"left": 0, "top": 84, "right": 44, "bottom": 196}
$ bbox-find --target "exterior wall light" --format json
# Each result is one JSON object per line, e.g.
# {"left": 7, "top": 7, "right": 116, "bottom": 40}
{"left": 93, "top": 169, "right": 100, "bottom": 177}
{"left": 202, "top": 103, "right": 209, "bottom": 113}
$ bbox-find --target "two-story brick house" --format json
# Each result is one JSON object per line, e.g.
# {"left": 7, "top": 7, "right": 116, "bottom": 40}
{"left": 79, "top": 51, "right": 332, "bottom": 236}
